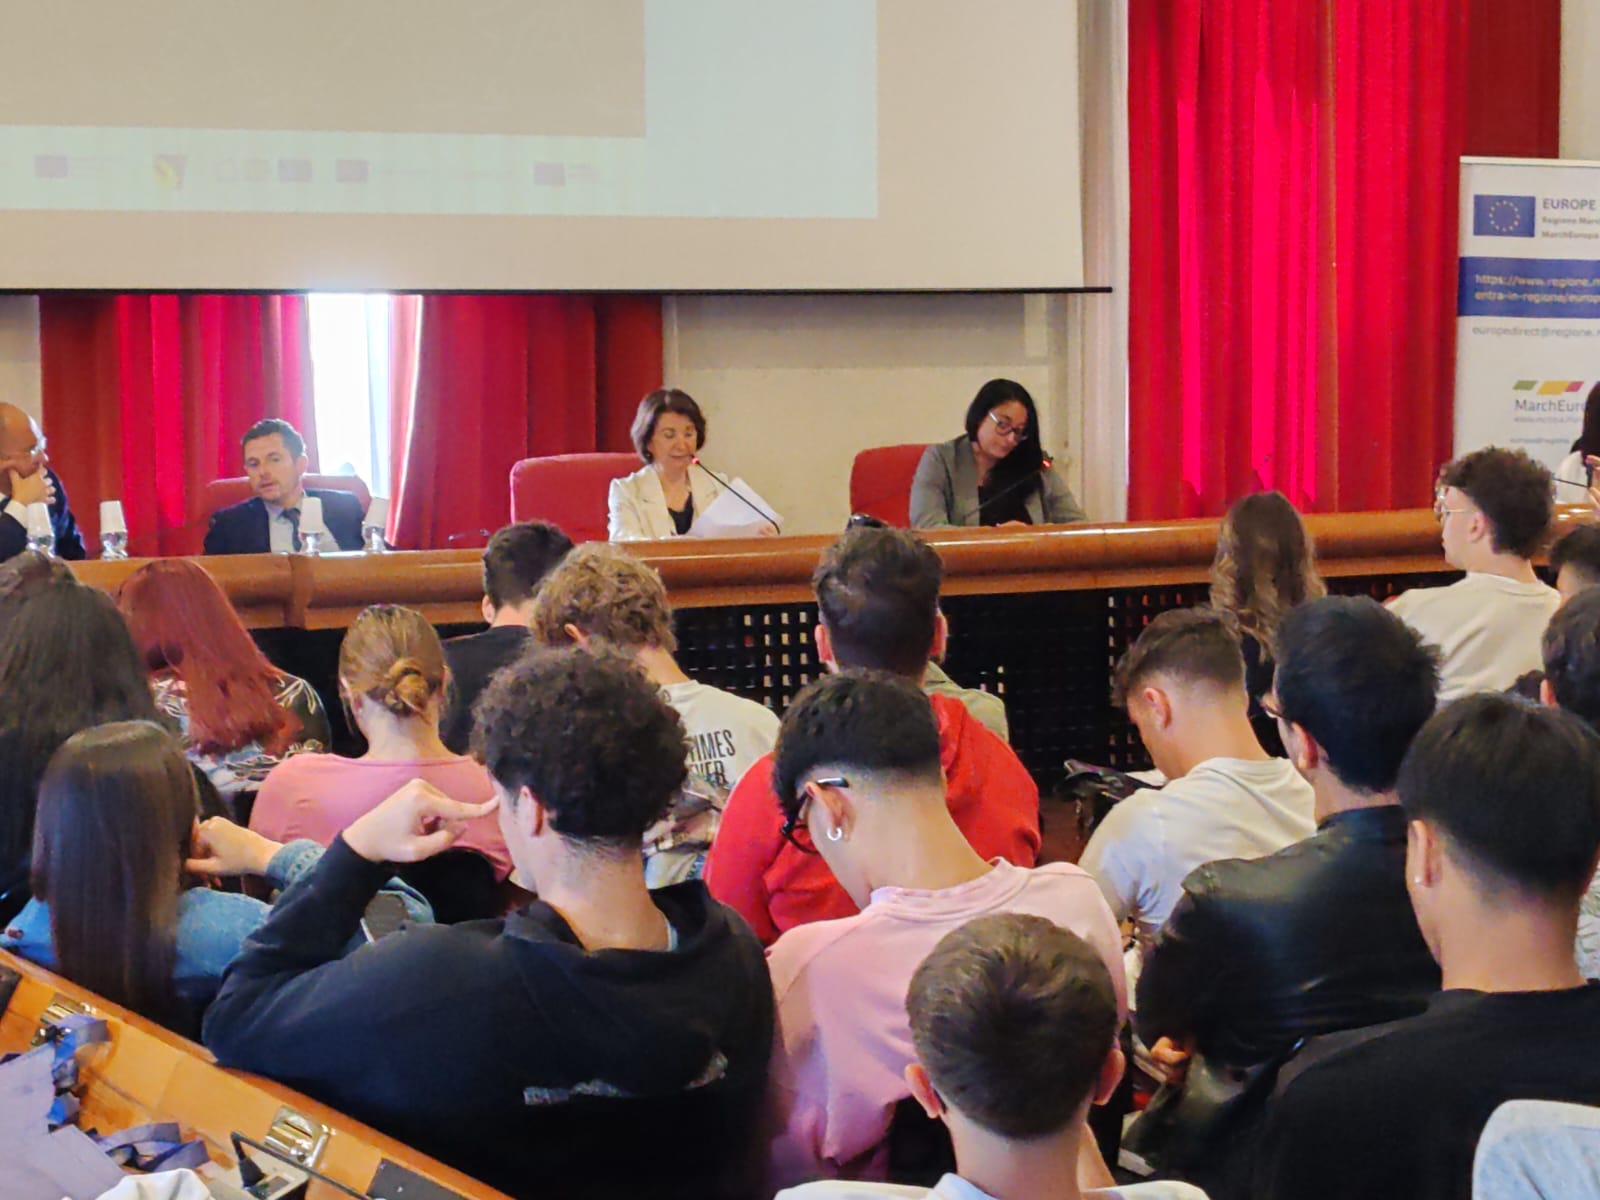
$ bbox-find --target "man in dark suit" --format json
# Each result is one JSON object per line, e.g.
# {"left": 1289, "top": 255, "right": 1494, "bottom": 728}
{"left": 0, "top": 402, "right": 85, "bottom": 563}
{"left": 204, "top": 418, "right": 365, "bottom": 555}
{"left": 441, "top": 520, "right": 573, "bottom": 752}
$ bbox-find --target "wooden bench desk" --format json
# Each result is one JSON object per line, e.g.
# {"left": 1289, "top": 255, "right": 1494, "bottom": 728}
{"left": 0, "top": 948, "right": 511, "bottom": 1200}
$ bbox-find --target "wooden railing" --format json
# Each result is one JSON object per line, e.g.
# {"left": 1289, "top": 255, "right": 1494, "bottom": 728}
{"left": 0, "top": 949, "right": 510, "bottom": 1199}
{"left": 72, "top": 506, "right": 1585, "bottom": 627}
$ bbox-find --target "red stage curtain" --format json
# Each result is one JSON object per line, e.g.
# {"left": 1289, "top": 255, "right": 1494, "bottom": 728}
{"left": 1128, "top": 0, "right": 1332, "bottom": 518}
{"left": 1464, "top": 0, "right": 1561, "bottom": 157}
{"left": 38, "top": 294, "right": 313, "bottom": 554}
{"left": 1330, "top": 1, "right": 1467, "bottom": 512}
{"left": 1129, "top": 0, "right": 1481, "bottom": 518}
{"left": 390, "top": 294, "right": 662, "bottom": 549}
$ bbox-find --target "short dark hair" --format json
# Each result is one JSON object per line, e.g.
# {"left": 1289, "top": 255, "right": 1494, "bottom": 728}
{"left": 240, "top": 418, "right": 305, "bottom": 459}
{"left": 1551, "top": 525, "right": 1600, "bottom": 594}
{"left": 472, "top": 647, "right": 687, "bottom": 852}
{"left": 813, "top": 527, "right": 942, "bottom": 677}
{"left": 1544, "top": 588, "right": 1600, "bottom": 729}
{"left": 1438, "top": 447, "right": 1553, "bottom": 560}
{"left": 1275, "top": 597, "right": 1440, "bottom": 793}
{"left": 629, "top": 389, "right": 706, "bottom": 463}
{"left": 1111, "top": 607, "right": 1244, "bottom": 707}
{"left": 1398, "top": 694, "right": 1600, "bottom": 903}
{"left": 772, "top": 672, "right": 943, "bottom": 830}
{"left": 907, "top": 913, "right": 1117, "bottom": 1138}
{"left": 483, "top": 521, "right": 573, "bottom": 612}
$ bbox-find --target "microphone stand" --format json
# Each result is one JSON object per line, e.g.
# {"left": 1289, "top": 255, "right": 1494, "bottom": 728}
{"left": 692, "top": 458, "right": 781, "bottom": 534}
{"left": 957, "top": 453, "right": 1055, "bottom": 525}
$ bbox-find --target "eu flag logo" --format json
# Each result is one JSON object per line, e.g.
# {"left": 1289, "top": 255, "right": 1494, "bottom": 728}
{"left": 1473, "top": 195, "right": 1536, "bottom": 238}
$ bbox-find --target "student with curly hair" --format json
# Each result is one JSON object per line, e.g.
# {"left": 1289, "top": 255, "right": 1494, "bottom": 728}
{"left": 250, "top": 604, "right": 507, "bottom": 921}
{"left": 205, "top": 648, "right": 775, "bottom": 1200}
{"left": 1389, "top": 447, "right": 1558, "bottom": 701}
{"left": 532, "top": 543, "right": 779, "bottom": 886}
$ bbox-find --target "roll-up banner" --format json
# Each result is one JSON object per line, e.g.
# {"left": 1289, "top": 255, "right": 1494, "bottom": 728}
{"left": 1455, "top": 157, "right": 1600, "bottom": 503}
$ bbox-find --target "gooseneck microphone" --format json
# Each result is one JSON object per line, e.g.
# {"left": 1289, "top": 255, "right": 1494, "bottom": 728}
{"left": 692, "top": 457, "right": 782, "bottom": 534}
{"left": 957, "top": 452, "right": 1055, "bottom": 525}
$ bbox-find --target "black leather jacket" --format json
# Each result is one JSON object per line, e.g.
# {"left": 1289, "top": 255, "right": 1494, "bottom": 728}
{"left": 1137, "top": 805, "right": 1441, "bottom": 1067}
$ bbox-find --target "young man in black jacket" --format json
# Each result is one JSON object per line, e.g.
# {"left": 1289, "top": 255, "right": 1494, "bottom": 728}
{"left": 1255, "top": 695, "right": 1600, "bottom": 1200}
{"left": 1129, "top": 596, "right": 1443, "bottom": 1197}
{"left": 203, "top": 647, "right": 774, "bottom": 1200}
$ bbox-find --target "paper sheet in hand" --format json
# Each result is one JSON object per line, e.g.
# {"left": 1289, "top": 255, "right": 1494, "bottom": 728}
{"left": 689, "top": 479, "right": 782, "bottom": 539}
{"left": 0, "top": 1045, "right": 124, "bottom": 1200}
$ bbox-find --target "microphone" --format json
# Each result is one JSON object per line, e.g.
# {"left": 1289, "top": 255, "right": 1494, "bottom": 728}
{"left": 957, "top": 452, "right": 1055, "bottom": 525}
{"left": 691, "top": 457, "right": 781, "bottom": 534}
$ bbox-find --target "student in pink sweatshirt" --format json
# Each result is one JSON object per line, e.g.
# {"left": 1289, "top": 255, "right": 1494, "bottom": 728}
{"left": 764, "top": 673, "right": 1126, "bottom": 1189}
{"left": 778, "top": 913, "right": 1204, "bottom": 1200}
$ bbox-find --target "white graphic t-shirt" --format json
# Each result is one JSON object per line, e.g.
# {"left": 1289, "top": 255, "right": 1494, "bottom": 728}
{"left": 645, "top": 680, "right": 779, "bottom": 886}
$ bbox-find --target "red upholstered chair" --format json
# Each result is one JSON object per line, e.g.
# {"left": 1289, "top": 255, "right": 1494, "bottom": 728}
{"left": 181, "top": 475, "right": 372, "bottom": 556}
{"left": 849, "top": 444, "right": 931, "bottom": 527}
{"left": 202, "top": 474, "right": 373, "bottom": 517}
{"left": 509, "top": 453, "right": 642, "bottom": 544}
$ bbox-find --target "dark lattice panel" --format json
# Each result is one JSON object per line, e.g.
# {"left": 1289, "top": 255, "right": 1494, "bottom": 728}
{"left": 249, "top": 568, "right": 1465, "bottom": 776}
{"left": 672, "top": 603, "right": 824, "bottom": 712}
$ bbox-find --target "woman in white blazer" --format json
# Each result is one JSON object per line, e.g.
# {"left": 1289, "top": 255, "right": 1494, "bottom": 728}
{"left": 608, "top": 390, "right": 727, "bottom": 542}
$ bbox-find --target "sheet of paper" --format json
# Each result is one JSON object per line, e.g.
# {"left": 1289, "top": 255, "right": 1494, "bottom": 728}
{"left": 689, "top": 479, "right": 782, "bottom": 539}
{"left": 0, "top": 1046, "right": 124, "bottom": 1200}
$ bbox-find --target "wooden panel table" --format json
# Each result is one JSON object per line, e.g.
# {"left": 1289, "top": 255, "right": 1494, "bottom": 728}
{"left": 0, "top": 949, "right": 511, "bottom": 1200}
{"left": 68, "top": 507, "right": 1586, "bottom": 777}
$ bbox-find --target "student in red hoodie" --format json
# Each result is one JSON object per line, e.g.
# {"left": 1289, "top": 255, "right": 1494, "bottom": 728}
{"left": 704, "top": 526, "right": 1040, "bottom": 944}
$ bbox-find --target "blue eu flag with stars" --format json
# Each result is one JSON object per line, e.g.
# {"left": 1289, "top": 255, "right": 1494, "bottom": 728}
{"left": 1473, "top": 195, "right": 1536, "bottom": 238}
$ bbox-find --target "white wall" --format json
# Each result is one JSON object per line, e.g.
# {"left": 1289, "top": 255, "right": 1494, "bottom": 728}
{"left": 0, "top": 296, "right": 41, "bottom": 420}
{"left": 1563, "top": 0, "right": 1600, "bottom": 160}
{"left": 664, "top": 293, "right": 1098, "bottom": 536}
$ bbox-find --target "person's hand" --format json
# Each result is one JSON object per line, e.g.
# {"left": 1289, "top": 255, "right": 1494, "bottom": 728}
{"left": 186, "top": 818, "right": 282, "bottom": 878}
{"left": 342, "top": 779, "right": 499, "bottom": 864}
{"left": 1148, "top": 1036, "right": 1193, "bottom": 1087}
{"left": 999, "top": 519, "right": 1028, "bottom": 529}
{"left": 757, "top": 521, "right": 778, "bottom": 537}
{"left": 7, "top": 468, "right": 53, "bottom": 508}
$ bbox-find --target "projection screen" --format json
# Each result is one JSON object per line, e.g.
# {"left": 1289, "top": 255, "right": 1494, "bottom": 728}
{"left": 0, "top": 0, "right": 1083, "bottom": 291}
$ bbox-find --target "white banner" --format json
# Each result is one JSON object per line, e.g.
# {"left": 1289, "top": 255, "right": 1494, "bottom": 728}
{"left": 1455, "top": 157, "right": 1600, "bottom": 503}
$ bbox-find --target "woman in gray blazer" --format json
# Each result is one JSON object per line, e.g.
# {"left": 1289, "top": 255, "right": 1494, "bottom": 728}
{"left": 909, "top": 379, "right": 1085, "bottom": 528}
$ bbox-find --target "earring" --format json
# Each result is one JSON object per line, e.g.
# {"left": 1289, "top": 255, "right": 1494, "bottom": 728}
{"left": 827, "top": 826, "right": 844, "bottom": 843}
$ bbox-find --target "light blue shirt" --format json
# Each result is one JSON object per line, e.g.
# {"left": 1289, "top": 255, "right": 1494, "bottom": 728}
{"left": 0, "top": 840, "right": 432, "bottom": 1011}
{"left": 264, "top": 500, "right": 299, "bottom": 554}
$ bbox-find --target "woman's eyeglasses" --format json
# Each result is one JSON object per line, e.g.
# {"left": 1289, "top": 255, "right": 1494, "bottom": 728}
{"left": 781, "top": 776, "right": 849, "bottom": 854}
{"left": 986, "top": 411, "right": 1030, "bottom": 441}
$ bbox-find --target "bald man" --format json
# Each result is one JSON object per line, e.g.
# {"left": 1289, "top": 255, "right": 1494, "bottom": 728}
{"left": 0, "top": 404, "right": 84, "bottom": 563}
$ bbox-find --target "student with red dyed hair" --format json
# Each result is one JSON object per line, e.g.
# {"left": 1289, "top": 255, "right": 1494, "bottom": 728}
{"left": 118, "top": 559, "right": 330, "bottom": 801}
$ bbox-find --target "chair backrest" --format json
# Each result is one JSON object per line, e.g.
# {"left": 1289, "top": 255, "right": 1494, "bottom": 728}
{"left": 509, "top": 453, "right": 642, "bottom": 544}
{"left": 203, "top": 474, "right": 373, "bottom": 517}
{"left": 849, "top": 444, "right": 930, "bottom": 528}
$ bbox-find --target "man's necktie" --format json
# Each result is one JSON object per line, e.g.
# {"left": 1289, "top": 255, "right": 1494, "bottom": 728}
{"left": 285, "top": 506, "right": 302, "bottom": 552}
